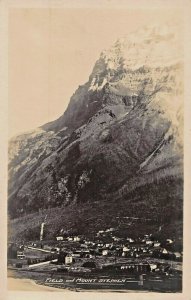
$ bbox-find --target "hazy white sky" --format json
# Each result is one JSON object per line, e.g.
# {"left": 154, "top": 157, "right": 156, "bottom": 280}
{"left": 9, "top": 8, "right": 182, "bottom": 137}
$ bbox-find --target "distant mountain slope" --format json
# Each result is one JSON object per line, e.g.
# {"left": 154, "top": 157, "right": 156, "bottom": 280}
{"left": 8, "top": 22, "right": 183, "bottom": 241}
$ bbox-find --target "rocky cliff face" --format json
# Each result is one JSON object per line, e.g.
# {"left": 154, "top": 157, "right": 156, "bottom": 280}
{"left": 8, "top": 22, "right": 183, "bottom": 241}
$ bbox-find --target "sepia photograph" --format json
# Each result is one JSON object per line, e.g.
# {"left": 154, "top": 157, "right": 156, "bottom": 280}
{"left": 3, "top": 0, "right": 190, "bottom": 297}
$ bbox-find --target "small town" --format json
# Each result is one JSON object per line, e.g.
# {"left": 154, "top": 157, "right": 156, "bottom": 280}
{"left": 8, "top": 226, "right": 182, "bottom": 292}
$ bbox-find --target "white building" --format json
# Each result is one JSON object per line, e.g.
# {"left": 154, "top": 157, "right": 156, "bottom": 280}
{"left": 166, "top": 239, "right": 174, "bottom": 244}
{"left": 174, "top": 252, "right": 181, "bottom": 258}
{"left": 162, "top": 248, "right": 168, "bottom": 254}
{"left": 74, "top": 236, "right": 81, "bottom": 242}
{"left": 146, "top": 240, "right": 153, "bottom": 245}
{"left": 72, "top": 253, "right": 81, "bottom": 258}
{"left": 150, "top": 263, "right": 157, "bottom": 271}
{"left": 65, "top": 255, "right": 73, "bottom": 264}
{"left": 102, "top": 250, "right": 109, "bottom": 256}
{"left": 127, "top": 238, "right": 134, "bottom": 243}
{"left": 56, "top": 236, "right": 64, "bottom": 241}
{"left": 123, "top": 246, "right": 130, "bottom": 252}
{"left": 106, "top": 228, "right": 115, "bottom": 232}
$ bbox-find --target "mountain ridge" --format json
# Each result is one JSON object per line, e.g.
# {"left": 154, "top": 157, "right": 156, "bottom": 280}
{"left": 8, "top": 22, "right": 183, "bottom": 242}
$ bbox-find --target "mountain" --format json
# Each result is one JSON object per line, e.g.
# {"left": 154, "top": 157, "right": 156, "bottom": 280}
{"left": 8, "top": 22, "right": 183, "bottom": 242}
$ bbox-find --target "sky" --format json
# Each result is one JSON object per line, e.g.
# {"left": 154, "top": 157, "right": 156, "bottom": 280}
{"left": 9, "top": 8, "right": 182, "bottom": 137}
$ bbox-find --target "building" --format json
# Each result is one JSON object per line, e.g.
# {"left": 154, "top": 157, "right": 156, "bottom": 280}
{"left": 150, "top": 263, "right": 157, "bottom": 271}
{"left": 166, "top": 239, "right": 174, "bottom": 244}
{"left": 102, "top": 249, "right": 109, "bottom": 256}
{"left": 72, "top": 251, "right": 81, "bottom": 258}
{"left": 146, "top": 240, "right": 153, "bottom": 245}
{"left": 162, "top": 248, "right": 168, "bottom": 254}
{"left": 123, "top": 246, "right": 130, "bottom": 252}
{"left": 73, "top": 236, "right": 81, "bottom": 242}
{"left": 103, "top": 262, "right": 151, "bottom": 273}
{"left": 174, "top": 252, "right": 181, "bottom": 259}
{"left": 56, "top": 236, "right": 64, "bottom": 241}
{"left": 17, "top": 251, "right": 25, "bottom": 259}
{"left": 106, "top": 228, "right": 115, "bottom": 232}
{"left": 65, "top": 255, "right": 73, "bottom": 265}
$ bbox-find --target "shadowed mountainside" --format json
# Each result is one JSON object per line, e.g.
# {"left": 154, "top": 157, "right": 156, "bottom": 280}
{"left": 8, "top": 22, "right": 183, "bottom": 242}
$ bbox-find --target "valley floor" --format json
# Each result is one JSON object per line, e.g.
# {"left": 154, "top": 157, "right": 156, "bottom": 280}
{"left": 7, "top": 265, "right": 182, "bottom": 293}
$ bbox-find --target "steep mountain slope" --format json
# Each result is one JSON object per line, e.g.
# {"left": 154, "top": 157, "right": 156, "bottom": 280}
{"left": 8, "top": 22, "right": 183, "bottom": 241}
